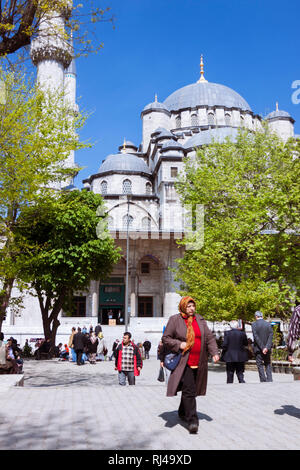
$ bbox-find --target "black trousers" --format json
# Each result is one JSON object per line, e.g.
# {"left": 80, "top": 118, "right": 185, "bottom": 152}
{"left": 75, "top": 349, "right": 83, "bottom": 365}
{"left": 255, "top": 351, "right": 273, "bottom": 382}
{"left": 226, "top": 362, "right": 245, "bottom": 383}
{"left": 178, "top": 366, "right": 198, "bottom": 425}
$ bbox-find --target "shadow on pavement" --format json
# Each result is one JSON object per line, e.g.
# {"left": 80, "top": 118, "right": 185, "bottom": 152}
{"left": 159, "top": 409, "right": 213, "bottom": 429}
{"left": 274, "top": 405, "right": 300, "bottom": 419}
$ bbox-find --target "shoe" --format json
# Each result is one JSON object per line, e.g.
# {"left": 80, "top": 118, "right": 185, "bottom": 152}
{"left": 188, "top": 423, "right": 198, "bottom": 434}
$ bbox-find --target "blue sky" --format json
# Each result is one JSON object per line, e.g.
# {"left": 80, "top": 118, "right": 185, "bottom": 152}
{"left": 75, "top": 0, "right": 300, "bottom": 186}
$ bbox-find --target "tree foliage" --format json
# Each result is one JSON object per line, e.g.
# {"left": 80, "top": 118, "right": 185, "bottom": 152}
{"left": 0, "top": 67, "right": 88, "bottom": 330}
{"left": 0, "top": 1, "right": 114, "bottom": 61}
{"left": 15, "top": 190, "right": 121, "bottom": 345}
{"left": 175, "top": 127, "right": 300, "bottom": 322}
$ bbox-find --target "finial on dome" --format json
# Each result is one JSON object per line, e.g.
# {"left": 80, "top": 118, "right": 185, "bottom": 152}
{"left": 197, "top": 55, "right": 208, "bottom": 83}
{"left": 155, "top": 93, "right": 158, "bottom": 102}
{"left": 276, "top": 101, "right": 279, "bottom": 111}
{"left": 123, "top": 138, "right": 126, "bottom": 150}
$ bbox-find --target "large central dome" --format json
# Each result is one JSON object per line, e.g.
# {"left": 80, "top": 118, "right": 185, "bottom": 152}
{"left": 164, "top": 81, "right": 251, "bottom": 112}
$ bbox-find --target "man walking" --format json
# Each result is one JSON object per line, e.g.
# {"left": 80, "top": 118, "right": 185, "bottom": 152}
{"left": 115, "top": 332, "right": 142, "bottom": 385}
{"left": 72, "top": 327, "right": 87, "bottom": 366}
{"left": 221, "top": 320, "right": 249, "bottom": 383}
{"left": 251, "top": 311, "right": 273, "bottom": 382}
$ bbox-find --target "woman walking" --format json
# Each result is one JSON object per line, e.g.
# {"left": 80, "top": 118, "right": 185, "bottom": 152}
{"left": 162, "top": 296, "right": 219, "bottom": 434}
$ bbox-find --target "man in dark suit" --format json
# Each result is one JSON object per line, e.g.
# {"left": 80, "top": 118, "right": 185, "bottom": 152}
{"left": 221, "top": 320, "right": 249, "bottom": 383}
{"left": 72, "top": 327, "right": 87, "bottom": 366}
{"left": 251, "top": 311, "right": 273, "bottom": 382}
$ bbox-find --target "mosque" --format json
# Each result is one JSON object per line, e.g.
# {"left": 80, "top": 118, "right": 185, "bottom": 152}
{"left": 2, "top": 9, "right": 296, "bottom": 343}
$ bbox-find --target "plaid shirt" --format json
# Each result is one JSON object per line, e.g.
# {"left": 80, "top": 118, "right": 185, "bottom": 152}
{"left": 121, "top": 344, "right": 135, "bottom": 371}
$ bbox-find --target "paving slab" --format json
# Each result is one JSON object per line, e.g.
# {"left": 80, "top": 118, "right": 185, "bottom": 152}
{"left": 0, "top": 358, "right": 299, "bottom": 451}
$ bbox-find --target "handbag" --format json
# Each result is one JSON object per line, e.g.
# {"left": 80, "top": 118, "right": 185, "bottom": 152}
{"left": 164, "top": 352, "right": 181, "bottom": 371}
{"left": 157, "top": 366, "right": 165, "bottom": 382}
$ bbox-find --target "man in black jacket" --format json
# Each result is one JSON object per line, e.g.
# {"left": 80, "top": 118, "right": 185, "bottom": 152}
{"left": 251, "top": 311, "right": 273, "bottom": 382}
{"left": 221, "top": 320, "right": 249, "bottom": 383}
{"left": 143, "top": 340, "right": 151, "bottom": 359}
{"left": 72, "top": 327, "right": 87, "bottom": 366}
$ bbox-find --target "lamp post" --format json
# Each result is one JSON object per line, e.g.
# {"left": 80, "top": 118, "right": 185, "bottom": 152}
{"left": 124, "top": 195, "right": 131, "bottom": 332}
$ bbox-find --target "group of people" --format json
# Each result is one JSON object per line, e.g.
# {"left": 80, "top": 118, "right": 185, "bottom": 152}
{"left": 156, "top": 296, "right": 300, "bottom": 435}
{"left": 0, "top": 333, "right": 23, "bottom": 374}
{"left": 68, "top": 324, "right": 107, "bottom": 365}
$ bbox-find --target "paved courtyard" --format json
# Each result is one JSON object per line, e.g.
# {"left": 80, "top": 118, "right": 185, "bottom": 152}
{"left": 0, "top": 357, "right": 299, "bottom": 451}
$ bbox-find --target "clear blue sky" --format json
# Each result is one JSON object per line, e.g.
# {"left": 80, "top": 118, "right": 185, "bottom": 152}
{"left": 75, "top": 0, "right": 300, "bottom": 186}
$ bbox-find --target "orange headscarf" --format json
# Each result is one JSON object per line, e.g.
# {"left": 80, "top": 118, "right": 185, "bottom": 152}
{"left": 179, "top": 296, "right": 196, "bottom": 354}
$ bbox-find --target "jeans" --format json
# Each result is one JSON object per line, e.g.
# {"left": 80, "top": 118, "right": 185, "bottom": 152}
{"left": 118, "top": 370, "right": 135, "bottom": 386}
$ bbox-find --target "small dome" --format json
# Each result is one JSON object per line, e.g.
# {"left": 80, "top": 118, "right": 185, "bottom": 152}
{"left": 152, "top": 127, "right": 176, "bottom": 140}
{"left": 184, "top": 127, "right": 239, "bottom": 150}
{"left": 161, "top": 140, "right": 184, "bottom": 151}
{"left": 142, "top": 96, "right": 169, "bottom": 114}
{"left": 164, "top": 81, "right": 251, "bottom": 112}
{"left": 98, "top": 153, "right": 151, "bottom": 175}
{"left": 265, "top": 109, "right": 292, "bottom": 120}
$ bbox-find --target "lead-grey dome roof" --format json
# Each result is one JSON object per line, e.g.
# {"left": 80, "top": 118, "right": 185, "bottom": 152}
{"left": 98, "top": 153, "right": 151, "bottom": 175}
{"left": 265, "top": 109, "right": 292, "bottom": 120}
{"left": 184, "top": 127, "right": 239, "bottom": 150}
{"left": 164, "top": 82, "right": 251, "bottom": 112}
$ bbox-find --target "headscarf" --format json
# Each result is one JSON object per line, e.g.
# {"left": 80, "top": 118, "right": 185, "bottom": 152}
{"left": 179, "top": 296, "right": 196, "bottom": 354}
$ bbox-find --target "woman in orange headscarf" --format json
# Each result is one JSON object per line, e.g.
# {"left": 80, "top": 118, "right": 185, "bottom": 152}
{"left": 162, "top": 296, "right": 219, "bottom": 434}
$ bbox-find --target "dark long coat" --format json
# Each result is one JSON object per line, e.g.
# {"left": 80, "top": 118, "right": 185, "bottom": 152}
{"left": 220, "top": 329, "right": 249, "bottom": 363}
{"left": 162, "top": 313, "right": 218, "bottom": 397}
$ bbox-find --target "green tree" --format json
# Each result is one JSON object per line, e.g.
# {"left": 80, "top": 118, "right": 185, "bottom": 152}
{"left": 175, "top": 127, "right": 300, "bottom": 323}
{"left": 0, "top": 1, "right": 113, "bottom": 59}
{"left": 0, "top": 68, "right": 88, "bottom": 331}
{"left": 15, "top": 190, "right": 120, "bottom": 346}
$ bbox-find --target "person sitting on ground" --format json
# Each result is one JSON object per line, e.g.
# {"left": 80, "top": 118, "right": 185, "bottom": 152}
{"left": 59, "top": 344, "right": 69, "bottom": 361}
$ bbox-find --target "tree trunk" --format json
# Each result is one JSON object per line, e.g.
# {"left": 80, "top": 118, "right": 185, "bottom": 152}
{"left": 36, "top": 288, "right": 66, "bottom": 347}
{"left": 0, "top": 277, "right": 14, "bottom": 333}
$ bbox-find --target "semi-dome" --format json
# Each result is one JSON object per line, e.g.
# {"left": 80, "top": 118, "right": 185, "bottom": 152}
{"left": 98, "top": 153, "right": 151, "bottom": 175}
{"left": 184, "top": 127, "right": 239, "bottom": 150}
{"left": 164, "top": 81, "right": 251, "bottom": 112}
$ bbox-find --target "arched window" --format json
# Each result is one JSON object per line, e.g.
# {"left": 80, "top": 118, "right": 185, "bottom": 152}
{"left": 175, "top": 115, "right": 181, "bottom": 128}
{"left": 208, "top": 112, "right": 215, "bottom": 125}
{"left": 123, "top": 214, "right": 133, "bottom": 230}
{"left": 191, "top": 114, "right": 198, "bottom": 126}
{"left": 145, "top": 182, "right": 152, "bottom": 195}
{"left": 141, "top": 216, "right": 151, "bottom": 230}
{"left": 101, "top": 180, "right": 108, "bottom": 195}
{"left": 122, "top": 179, "right": 132, "bottom": 194}
{"left": 225, "top": 113, "right": 231, "bottom": 126}
{"left": 240, "top": 114, "right": 245, "bottom": 126}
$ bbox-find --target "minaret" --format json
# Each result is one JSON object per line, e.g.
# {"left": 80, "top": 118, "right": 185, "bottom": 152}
{"left": 64, "top": 36, "right": 78, "bottom": 172}
{"left": 30, "top": 6, "right": 72, "bottom": 92}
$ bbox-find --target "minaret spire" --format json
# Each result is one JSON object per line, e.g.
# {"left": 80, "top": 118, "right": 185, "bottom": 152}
{"left": 197, "top": 55, "right": 208, "bottom": 83}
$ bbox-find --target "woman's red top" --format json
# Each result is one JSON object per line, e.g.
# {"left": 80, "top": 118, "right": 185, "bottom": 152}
{"left": 184, "top": 316, "right": 201, "bottom": 367}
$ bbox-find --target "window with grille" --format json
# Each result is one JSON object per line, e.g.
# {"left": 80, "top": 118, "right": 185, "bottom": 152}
{"left": 208, "top": 112, "right": 215, "bottom": 125}
{"left": 142, "top": 216, "right": 151, "bottom": 230}
{"left": 101, "top": 180, "right": 108, "bottom": 194}
{"left": 122, "top": 179, "right": 132, "bottom": 194}
{"left": 191, "top": 114, "right": 198, "bottom": 126}
{"left": 141, "top": 262, "right": 150, "bottom": 274}
{"left": 225, "top": 113, "right": 231, "bottom": 126}
{"left": 145, "top": 182, "right": 152, "bottom": 194}
{"left": 171, "top": 167, "right": 178, "bottom": 177}
{"left": 122, "top": 214, "right": 133, "bottom": 229}
{"left": 175, "top": 115, "right": 181, "bottom": 128}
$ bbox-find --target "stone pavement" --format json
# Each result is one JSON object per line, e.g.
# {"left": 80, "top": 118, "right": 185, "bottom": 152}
{"left": 0, "top": 357, "right": 299, "bottom": 451}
